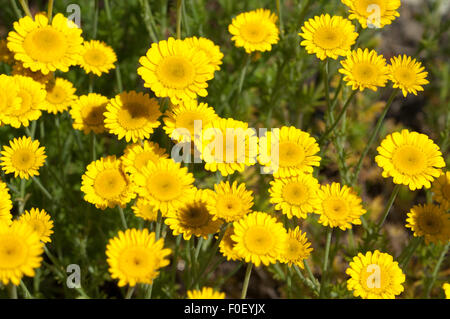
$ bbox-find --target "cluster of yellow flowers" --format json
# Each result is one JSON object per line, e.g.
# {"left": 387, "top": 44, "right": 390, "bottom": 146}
{"left": 0, "top": 0, "right": 448, "bottom": 299}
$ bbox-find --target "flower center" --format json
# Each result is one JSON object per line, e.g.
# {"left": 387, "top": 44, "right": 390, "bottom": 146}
{"left": 392, "top": 145, "right": 427, "bottom": 175}
{"left": 46, "top": 85, "right": 67, "bottom": 104}
{"left": 11, "top": 148, "right": 35, "bottom": 170}
{"left": 147, "top": 172, "right": 182, "bottom": 201}
{"left": 313, "top": 27, "right": 343, "bottom": 49}
{"left": 119, "top": 247, "right": 155, "bottom": 278}
{"left": 284, "top": 238, "right": 303, "bottom": 260}
{"left": 393, "top": 67, "right": 416, "bottom": 87}
{"left": 352, "top": 63, "right": 378, "bottom": 84}
{"left": 323, "top": 197, "right": 348, "bottom": 220}
{"left": 179, "top": 203, "right": 210, "bottom": 228}
{"left": 83, "top": 48, "right": 107, "bottom": 67}
{"left": 117, "top": 102, "right": 150, "bottom": 130}
{"left": 93, "top": 169, "right": 127, "bottom": 200}
{"left": 359, "top": 263, "right": 387, "bottom": 293}
{"left": 14, "top": 90, "right": 33, "bottom": 116}
{"left": 417, "top": 212, "right": 441, "bottom": 235}
{"left": 282, "top": 182, "right": 309, "bottom": 205}
{"left": 241, "top": 21, "right": 268, "bottom": 44}
{"left": 175, "top": 111, "right": 205, "bottom": 135}
{"left": 158, "top": 56, "right": 195, "bottom": 89}
{"left": 216, "top": 194, "right": 243, "bottom": 218}
{"left": 81, "top": 104, "right": 107, "bottom": 127}
{"left": 23, "top": 26, "right": 68, "bottom": 62}
{"left": 244, "top": 226, "right": 273, "bottom": 255}
{"left": 134, "top": 151, "right": 158, "bottom": 172}
{"left": 279, "top": 141, "right": 305, "bottom": 167}
{"left": 355, "top": 0, "right": 387, "bottom": 18}
{"left": 0, "top": 235, "right": 27, "bottom": 269}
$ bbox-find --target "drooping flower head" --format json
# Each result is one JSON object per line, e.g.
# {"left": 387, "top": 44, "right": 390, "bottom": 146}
{"left": 388, "top": 55, "right": 429, "bottom": 97}
{"left": 18, "top": 208, "right": 54, "bottom": 243}
{"left": 279, "top": 227, "right": 313, "bottom": 268}
{"left": 342, "top": 0, "right": 401, "bottom": 29}
{"left": 375, "top": 129, "right": 445, "bottom": 190}
{"left": 78, "top": 40, "right": 117, "bottom": 76}
{"left": 406, "top": 204, "right": 450, "bottom": 244}
{"left": 131, "top": 197, "right": 158, "bottom": 222}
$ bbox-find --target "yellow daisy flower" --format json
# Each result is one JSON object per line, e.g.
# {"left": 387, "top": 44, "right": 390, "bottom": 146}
{"left": 346, "top": 250, "right": 405, "bottom": 299}
{"left": 432, "top": 172, "right": 450, "bottom": 209}
{"left": 134, "top": 158, "right": 196, "bottom": 215}
{"left": 81, "top": 156, "right": 136, "bottom": 210}
{"left": 70, "top": 93, "right": 109, "bottom": 134}
{"left": 443, "top": 283, "right": 450, "bottom": 299}
{"left": 258, "top": 126, "right": 321, "bottom": 178}
{"left": 228, "top": 9, "right": 279, "bottom": 54}
{"left": 342, "top": 0, "right": 401, "bottom": 29}
{"left": 299, "top": 14, "right": 358, "bottom": 60}
{"left": 78, "top": 40, "right": 117, "bottom": 76}
{"left": 0, "top": 221, "right": 44, "bottom": 285}
{"left": 137, "top": 37, "right": 215, "bottom": 105}
{"left": 18, "top": 208, "right": 54, "bottom": 243}
{"left": 199, "top": 117, "right": 258, "bottom": 176}
{"left": 165, "top": 189, "right": 222, "bottom": 240}
{"left": 269, "top": 174, "right": 321, "bottom": 219}
{"left": 339, "top": 48, "right": 389, "bottom": 91}
{"left": 0, "top": 75, "right": 22, "bottom": 127}
{"left": 1, "top": 75, "right": 46, "bottom": 128}
{"left": 42, "top": 77, "right": 77, "bottom": 114}
{"left": 0, "top": 38, "right": 14, "bottom": 64}
{"left": 11, "top": 61, "right": 53, "bottom": 84}
{"left": 163, "top": 100, "right": 218, "bottom": 143}
{"left": 0, "top": 136, "right": 46, "bottom": 180}
{"left": 131, "top": 197, "right": 158, "bottom": 222}
{"left": 219, "top": 225, "right": 241, "bottom": 261}
{"left": 184, "top": 36, "right": 223, "bottom": 71}
{"left": 106, "top": 228, "right": 171, "bottom": 287}
{"left": 375, "top": 129, "right": 445, "bottom": 190}
{"left": 121, "top": 140, "right": 168, "bottom": 176}
{"left": 187, "top": 287, "right": 225, "bottom": 299}
{"left": 207, "top": 181, "right": 254, "bottom": 223}
{"left": 279, "top": 227, "right": 313, "bottom": 268}
{"left": 7, "top": 13, "right": 83, "bottom": 74}
{"left": 104, "top": 91, "right": 161, "bottom": 143}
{"left": 0, "top": 180, "right": 13, "bottom": 225}
{"left": 315, "top": 182, "right": 367, "bottom": 230}
{"left": 405, "top": 204, "right": 450, "bottom": 244}
{"left": 232, "top": 211, "right": 287, "bottom": 267}
{"left": 388, "top": 55, "right": 429, "bottom": 97}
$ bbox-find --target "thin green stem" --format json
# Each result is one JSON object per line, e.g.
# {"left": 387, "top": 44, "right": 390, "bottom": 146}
{"left": 303, "top": 260, "right": 319, "bottom": 288}
{"left": 92, "top": 0, "right": 99, "bottom": 39}
{"left": 318, "top": 90, "right": 357, "bottom": 145}
{"left": 319, "top": 228, "right": 333, "bottom": 298}
{"left": 18, "top": 0, "right": 32, "bottom": 17}
{"left": 323, "top": 60, "right": 332, "bottom": 125}
{"left": 376, "top": 184, "right": 401, "bottom": 232}
{"left": 125, "top": 286, "right": 135, "bottom": 299}
{"left": 104, "top": 0, "right": 123, "bottom": 92}
{"left": 155, "top": 210, "right": 162, "bottom": 240}
{"left": 351, "top": 89, "right": 399, "bottom": 185}
{"left": 139, "top": 0, "right": 159, "bottom": 43}
{"left": 176, "top": 0, "right": 182, "bottom": 39}
{"left": 90, "top": 132, "right": 96, "bottom": 161}
{"left": 425, "top": 242, "right": 449, "bottom": 298}
{"left": 18, "top": 178, "right": 27, "bottom": 214}
{"left": 398, "top": 237, "right": 422, "bottom": 269}
{"left": 194, "top": 237, "right": 204, "bottom": 260}
{"left": 276, "top": 0, "right": 283, "bottom": 36}
{"left": 10, "top": 0, "right": 23, "bottom": 19}
{"left": 232, "top": 54, "right": 251, "bottom": 111}
{"left": 241, "top": 262, "right": 253, "bottom": 299}
{"left": 8, "top": 284, "right": 18, "bottom": 299}
{"left": 31, "top": 177, "right": 52, "bottom": 200}
{"left": 293, "top": 265, "right": 319, "bottom": 295}
{"left": 20, "top": 281, "right": 33, "bottom": 299}
{"left": 47, "top": 0, "right": 54, "bottom": 22}
{"left": 118, "top": 206, "right": 128, "bottom": 229}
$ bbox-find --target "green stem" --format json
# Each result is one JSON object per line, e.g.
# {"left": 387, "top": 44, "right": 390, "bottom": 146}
{"left": 118, "top": 206, "right": 128, "bottom": 229}
{"left": 319, "top": 228, "right": 333, "bottom": 298}
{"left": 92, "top": 0, "right": 99, "bottom": 39}
{"left": 233, "top": 54, "right": 251, "bottom": 111}
{"left": 18, "top": 0, "right": 32, "bottom": 18}
{"left": 8, "top": 283, "right": 18, "bottom": 299}
{"left": 47, "top": 0, "right": 54, "bottom": 22}
{"left": 90, "top": 132, "right": 96, "bottom": 161}
{"left": 303, "top": 260, "right": 319, "bottom": 288}
{"left": 125, "top": 286, "right": 135, "bottom": 299}
{"left": 351, "top": 89, "right": 399, "bottom": 185}
{"left": 20, "top": 281, "right": 33, "bottom": 299}
{"left": 293, "top": 265, "right": 319, "bottom": 295}
{"left": 398, "top": 237, "right": 422, "bottom": 269}
{"left": 241, "top": 263, "right": 253, "bottom": 299}
{"left": 323, "top": 60, "right": 332, "bottom": 125}
{"left": 139, "top": 0, "right": 159, "bottom": 43}
{"left": 155, "top": 210, "right": 162, "bottom": 240}
{"left": 376, "top": 184, "right": 401, "bottom": 232}
{"left": 425, "top": 242, "right": 449, "bottom": 298}
{"left": 18, "top": 178, "right": 27, "bottom": 214}
{"left": 318, "top": 90, "right": 357, "bottom": 145}
{"left": 194, "top": 237, "right": 204, "bottom": 260}
{"left": 10, "top": 0, "right": 23, "bottom": 19}
{"left": 31, "top": 177, "right": 52, "bottom": 200}
{"left": 276, "top": 0, "right": 283, "bottom": 36}
{"left": 104, "top": 0, "right": 123, "bottom": 92}
{"left": 176, "top": 0, "right": 182, "bottom": 39}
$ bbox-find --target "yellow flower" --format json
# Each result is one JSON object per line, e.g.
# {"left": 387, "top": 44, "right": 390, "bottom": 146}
{"left": 42, "top": 77, "right": 77, "bottom": 114}
{"left": 315, "top": 182, "right": 367, "bottom": 230}
{"left": 0, "top": 75, "right": 22, "bottom": 126}
{"left": 131, "top": 197, "right": 158, "bottom": 222}
{"left": 137, "top": 37, "right": 215, "bottom": 105}
{"left": 388, "top": 55, "right": 429, "bottom": 97}
{"left": 7, "top": 13, "right": 83, "bottom": 74}
{"left": 134, "top": 158, "right": 196, "bottom": 215}
{"left": 346, "top": 250, "right": 405, "bottom": 299}
{"left": 187, "top": 287, "right": 225, "bottom": 299}
{"left": 432, "top": 172, "right": 450, "bottom": 209}
{"left": 0, "top": 221, "right": 44, "bottom": 285}
{"left": 78, "top": 40, "right": 117, "bottom": 76}
{"left": 279, "top": 227, "right": 313, "bottom": 268}
{"left": 258, "top": 126, "right": 321, "bottom": 178}
{"left": 228, "top": 9, "right": 279, "bottom": 54}
{"left": 299, "top": 14, "right": 358, "bottom": 60}
{"left": 70, "top": 93, "right": 109, "bottom": 134}
{"left": 375, "top": 129, "right": 445, "bottom": 190}
{"left": 0, "top": 136, "right": 46, "bottom": 180}
{"left": 184, "top": 36, "right": 223, "bottom": 71}
{"left": 0, "top": 38, "right": 14, "bottom": 64}
{"left": 199, "top": 117, "right": 258, "bottom": 176}
{"left": 121, "top": 140, "right": 168, "bottom": 176}
{"left": 81, "top": 156, "right": 136, "bottom": 210}
{"left": 342, "top": 0, "right": 401, "bottom": 29}
{"left": 207, "top": 181, "right": 254, "bottom": 223}
{"left": 405, "top": 204, "right": 450, "bottom": 244}
{"left": 339, "top": 48, "right": 389, "bottom": 91}
{"left": 106, "top": 228, "right": 171, "bottom": 287}
{"left": 11, "top": 61, "right": 53, "bottom": 84}
{"left": 2, "top": 75, "right": 46, "bottom": 129}
{"left": 269, "top": 174, "right": 321, "bottom": 219}
{"left": 443, "top": 283, "right": 450, "bottom": 299}
{"left": 104, "top": 91, "right": 161, "bottom": 143}
{"left": 163, "top": 100, "right": 218, "bottom": 143}
{"left": 0, "top": 180, "right": 13, "bottom": 225}
{"left": 232, "top": 211, "right": 287, "bottom": 267}
{"left": 165, "top": 189, "right": 223, "bottom": 240}
{"left": 219, "top": 225, "right": 241, "bottom": 261}
{"left": 18, "top": 208, "right": 54, "bottom": 243}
